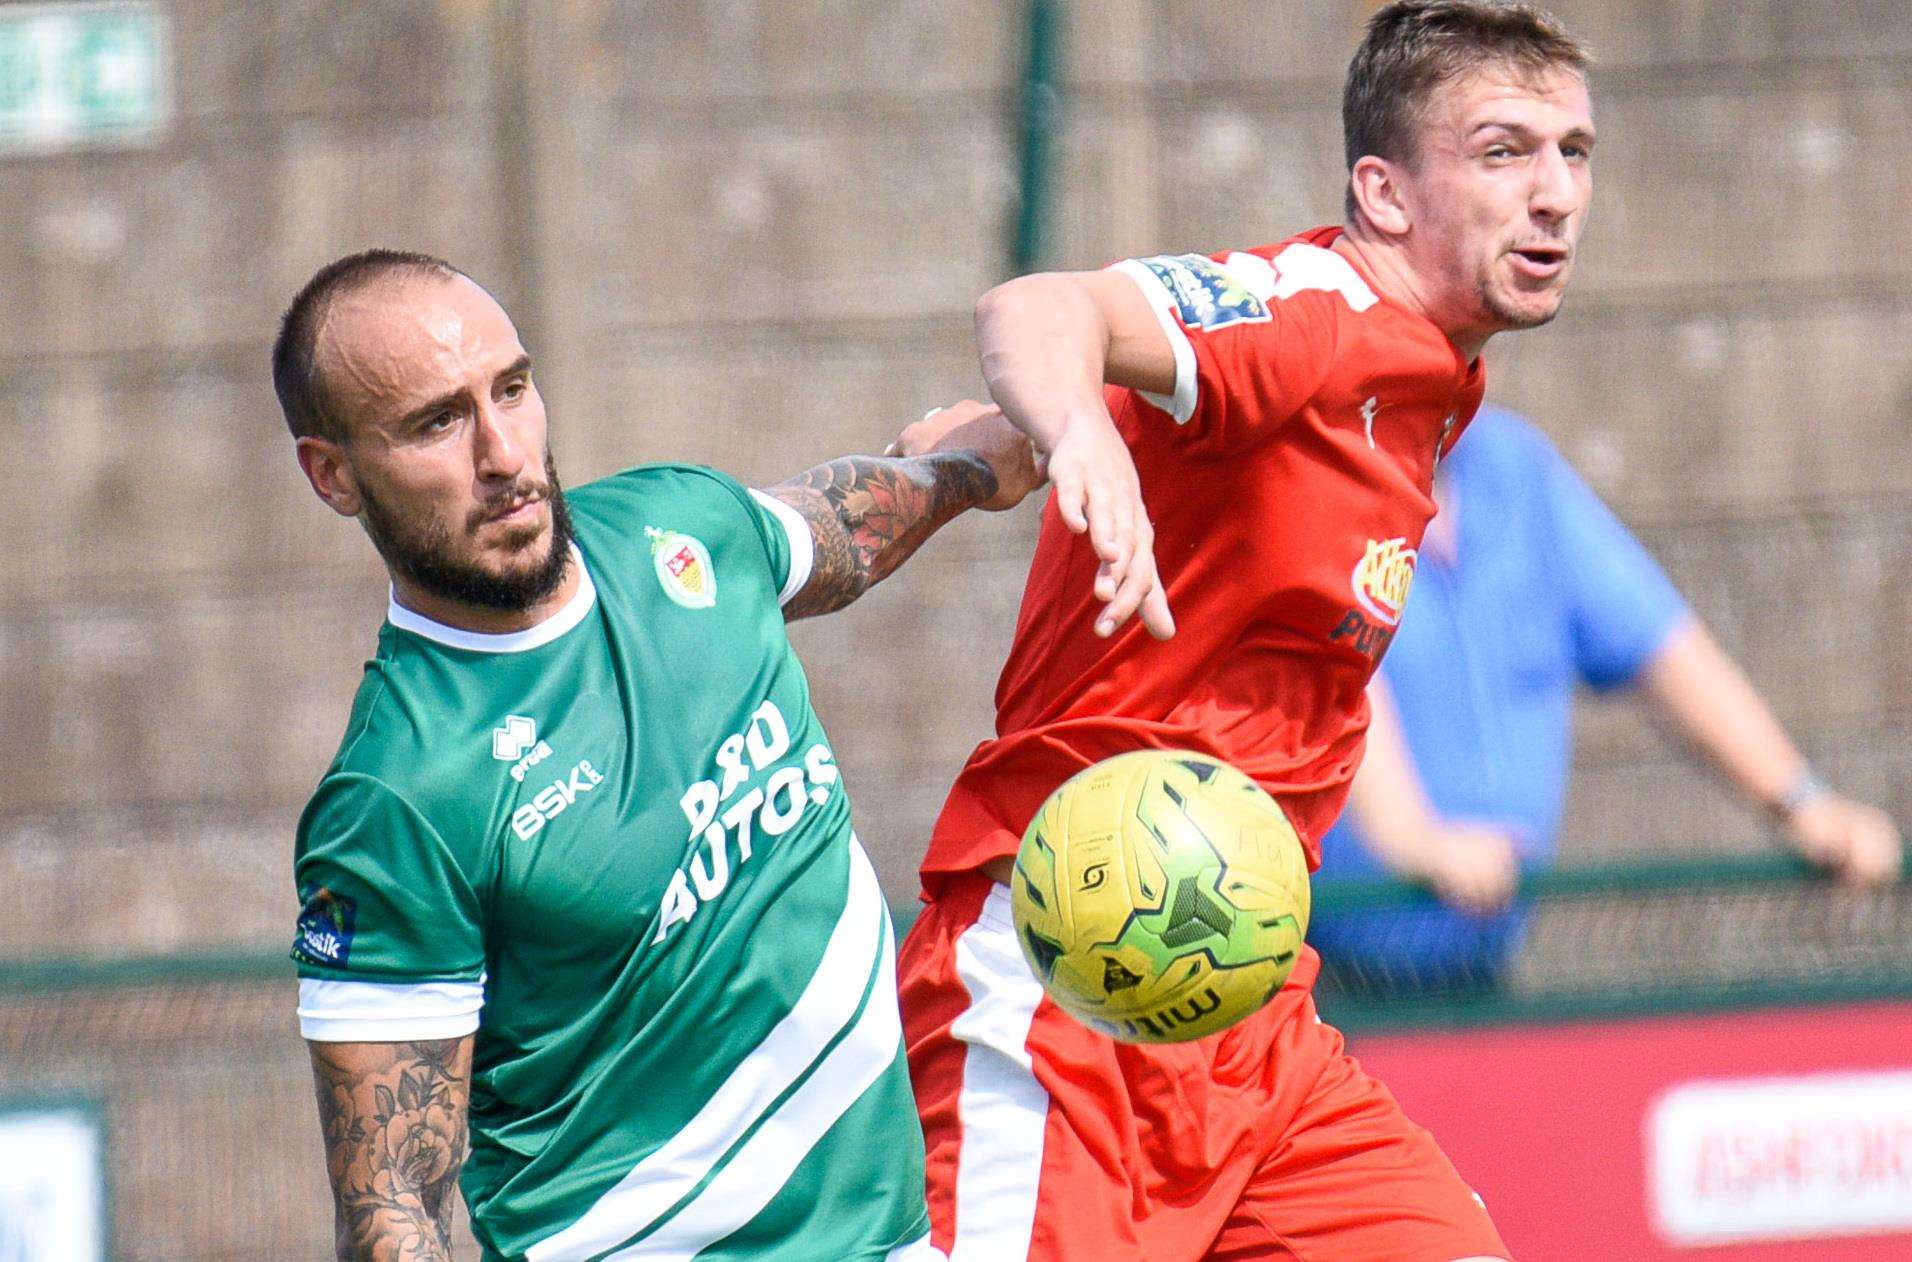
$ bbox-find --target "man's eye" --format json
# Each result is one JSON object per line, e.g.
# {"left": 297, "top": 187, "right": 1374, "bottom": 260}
{"left": 425, "top": 410, "right": 456, "bottom": 431}
{"left": 1484, "top": 145, "right": 1515, "bottom": 160}
{"left": 503, "top": 380, "right": 527, "bottom": 401}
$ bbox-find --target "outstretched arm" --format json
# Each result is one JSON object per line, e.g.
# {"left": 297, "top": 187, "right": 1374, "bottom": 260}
{"left": 764, "top": 401, "right": 1040, "bottom": 621}
{"left": 1346, "top": 675, "right": 1521, "bottom": 912}
{"left": 975, "top": 269, "right": 1178, "bottom": 640}
{"left": 1637, "top": 616, "right": 1901, "bottom": 884}
{"left": 309, "top": 1037, "right": 472, "bottom": 1261}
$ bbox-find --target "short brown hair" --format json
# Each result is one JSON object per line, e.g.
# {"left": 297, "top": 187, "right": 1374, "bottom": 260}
{"left": 1343, "top": 1, "right": 1589, "bottom": 213}
{"left": 271, "top": 249, "right": 466, "bottom": 441}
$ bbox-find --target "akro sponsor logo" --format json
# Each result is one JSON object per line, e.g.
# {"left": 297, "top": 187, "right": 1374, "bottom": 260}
{"left": 1351, "top": 537, "right": 1416, "bottom": 627}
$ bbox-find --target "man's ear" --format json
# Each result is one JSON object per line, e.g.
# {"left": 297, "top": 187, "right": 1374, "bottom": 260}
{"left": 296, "top": 436, "right": 362, "bottom": 518}
{"left": 1349, "top": 154, "right": 1412, "bottom": 237}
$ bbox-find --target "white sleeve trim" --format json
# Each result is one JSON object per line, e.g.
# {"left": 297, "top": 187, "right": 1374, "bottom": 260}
{"left": 298, "top": 977, "right": 485, "bottom": 1043}
{"left": 747, "top": 488, "right": 815, "bottom": 606}
{"left": 1110, "top": 258, "right": 1200, "bottom": 424}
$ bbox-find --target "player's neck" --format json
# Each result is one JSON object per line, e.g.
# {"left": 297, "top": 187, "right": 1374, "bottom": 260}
{"left": 1334, "top": 226, "right": 1492, "bottom": 364}
{"left": 389, "top": 557, "right": 582, "bottom": 636}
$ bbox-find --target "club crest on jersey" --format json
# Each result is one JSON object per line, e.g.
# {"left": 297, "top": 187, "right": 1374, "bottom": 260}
{"left": 1137, "top": 254, "right": 1270, "bottom": 331}
{"left": 1351, "top": 537, "right": 1416, "bottom": 627}
{"left": 646, "top": 527, "right": 716, "bottom": 609}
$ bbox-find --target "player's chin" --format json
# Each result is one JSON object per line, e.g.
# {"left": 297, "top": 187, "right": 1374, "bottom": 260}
{"left": 1487, "top": 285, "right": 1566, "bottom": 331}
{"left": 467, "top": 525, "right": 554, "bottom": 584}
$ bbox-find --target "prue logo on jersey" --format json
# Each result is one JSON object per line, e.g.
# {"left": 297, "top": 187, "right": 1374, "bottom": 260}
{"left": 646, "top": 527, "right": 716, "bottom": 609}
{"left": 291, "top": 885, "right": 357, "bottom": 968}
{"left": 1329, "top": 537, "right": 1418, "bottom": 660}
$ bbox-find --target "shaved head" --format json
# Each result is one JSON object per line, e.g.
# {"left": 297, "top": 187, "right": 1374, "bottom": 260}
{"left": 272, "top": 249, "right": 466, "bottom": 442}
{"left": 279, "top": 250, "right": 574, "bottom": 618}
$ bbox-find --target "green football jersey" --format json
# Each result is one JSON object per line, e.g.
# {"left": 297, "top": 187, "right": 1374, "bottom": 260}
{"left": 292, "top": 464, "right": 936, "bottom": 1262}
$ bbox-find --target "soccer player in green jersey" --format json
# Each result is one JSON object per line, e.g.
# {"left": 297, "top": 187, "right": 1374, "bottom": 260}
{"left": 272, "top": 249, "right": 1038, "bottom": 1262}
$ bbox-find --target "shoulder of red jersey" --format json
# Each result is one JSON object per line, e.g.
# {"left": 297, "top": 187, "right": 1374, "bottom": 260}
{"left": 1107, "top": 229, "right": 1383, "bottom": 427}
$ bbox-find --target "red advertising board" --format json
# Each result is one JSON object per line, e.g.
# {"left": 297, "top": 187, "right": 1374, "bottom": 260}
{"left": 1343, "top": 999, "right": 1912, "bottom": 1260}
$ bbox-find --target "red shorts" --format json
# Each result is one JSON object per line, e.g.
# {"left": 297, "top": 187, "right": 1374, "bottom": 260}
{"left": 898, "top": 875, "right": 1509, "bottom": 1262}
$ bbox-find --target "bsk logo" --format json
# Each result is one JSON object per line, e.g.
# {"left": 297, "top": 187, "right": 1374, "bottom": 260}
{"left": 493, "top": 715, "right": 538, "bottom": 761}
{"left": 512, "top": 760, "right": 605, "bottom": 841}
{"left": 493, "top": 714, "right": 555, "bottom": 783}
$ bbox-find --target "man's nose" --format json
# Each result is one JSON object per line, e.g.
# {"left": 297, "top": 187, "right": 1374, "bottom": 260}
{"left": 1530, "top": 145, "right": 1581, "bottom": 223}
{"left": 472, "top": 403, "right": 527, "bottom": 480}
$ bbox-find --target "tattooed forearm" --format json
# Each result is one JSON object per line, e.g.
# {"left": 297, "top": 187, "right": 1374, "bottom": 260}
{"left": 768, "top": 452, "right": 998, "bottom": 620}
{"left": 309, "top": 1037, "right": 472, "bottom": 1262}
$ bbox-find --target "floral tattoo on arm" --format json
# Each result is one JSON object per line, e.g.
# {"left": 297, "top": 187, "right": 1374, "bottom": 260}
{"left": 768, "top": 452, "right": 998, "bottom": 620}
{"left": 309, "top": 1037, "right": 471, "bottom": 1262}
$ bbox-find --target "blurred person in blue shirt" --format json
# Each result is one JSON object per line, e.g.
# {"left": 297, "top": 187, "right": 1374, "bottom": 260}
{"left": 1309, "top": 404, "right": 1901, "bottom": 993}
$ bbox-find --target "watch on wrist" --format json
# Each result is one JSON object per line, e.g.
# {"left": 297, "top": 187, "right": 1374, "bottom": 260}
{"left": 1771, "top": 766, "right": 1831, "bottom": 819}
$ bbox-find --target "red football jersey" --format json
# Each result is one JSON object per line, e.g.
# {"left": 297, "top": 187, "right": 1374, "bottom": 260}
{"left": 925, "top": 227, "right": 1484, "bottom": 893}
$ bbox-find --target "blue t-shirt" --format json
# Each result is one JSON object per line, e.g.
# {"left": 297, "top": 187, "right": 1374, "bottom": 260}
{"left": 1310, "top": 406, "right": 1686, "bottom": 987}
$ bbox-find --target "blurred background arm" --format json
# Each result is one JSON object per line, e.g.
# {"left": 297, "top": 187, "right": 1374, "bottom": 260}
{"left": 1345, "top": 676, "right": 1522, "bottom": 913}
{"left": 1636, "top": 616, "right": 1903, "bottom": 885}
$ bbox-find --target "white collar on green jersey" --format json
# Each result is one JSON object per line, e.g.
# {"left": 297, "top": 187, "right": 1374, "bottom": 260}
{"left": 385, "top": 543, "right": 597, "bottom": 653}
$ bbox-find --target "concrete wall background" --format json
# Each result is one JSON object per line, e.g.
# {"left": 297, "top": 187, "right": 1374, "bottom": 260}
{"left": 0, "top": 2, "right": 1905, "bottom": 1252}
{"left": 3, "top": 0, "right": 1904, "bottom": 960}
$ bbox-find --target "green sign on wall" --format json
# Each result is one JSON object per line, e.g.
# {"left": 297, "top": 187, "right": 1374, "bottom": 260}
{"left": 0, "top": 1, "right": 169, "bottom": 154}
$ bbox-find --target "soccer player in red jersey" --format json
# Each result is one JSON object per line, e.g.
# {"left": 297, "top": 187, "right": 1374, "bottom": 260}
{"left": 896, "top": 4, "right": 1597, "bottom": 1259}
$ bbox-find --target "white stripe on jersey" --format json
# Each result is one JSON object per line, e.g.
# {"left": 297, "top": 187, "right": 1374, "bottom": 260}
{"left": 527, "top": 836, "right": 892, "bottom": 1262}
{"left": 949, "top": 883, "right": 1050, "bottom": 1262}
{"left": 1112, "top": 258, "right": 1201, "bottom": 425}
{"left": 747, "top": 487, "right": 816, "bottom": 607}
{"left": 603, "top": 900, "right": 901, "bottom": 1261}
{"left": 296, "top": 975, "right": 486, "bottom": 1042}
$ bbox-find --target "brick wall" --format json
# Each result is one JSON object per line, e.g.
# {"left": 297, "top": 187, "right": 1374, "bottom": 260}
{"left": 6, "top": 0, "right": 1903, "bottom": 957}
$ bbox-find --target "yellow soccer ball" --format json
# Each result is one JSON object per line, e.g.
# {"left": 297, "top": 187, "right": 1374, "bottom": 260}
{"left": 1011, "top": 750, "right": 1311, "bottom": 1044}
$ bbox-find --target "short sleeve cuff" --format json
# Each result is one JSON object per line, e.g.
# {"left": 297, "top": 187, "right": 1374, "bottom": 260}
{"left": 747, "top": 488, "right": 815, "bottom": 606}
{"left": 298, "top": 976, "right": 485, "bottom": 1042}
{"left": 1590, "top": 603, "right": 1691, "bottom": 692}
{"left": 1110, "top": 259, "right": 1199, "bottom": 424}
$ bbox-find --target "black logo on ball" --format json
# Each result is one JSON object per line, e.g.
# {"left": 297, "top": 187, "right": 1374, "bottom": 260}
{"left": 1102, "top": 957, "right": 1143, "bottom": 993}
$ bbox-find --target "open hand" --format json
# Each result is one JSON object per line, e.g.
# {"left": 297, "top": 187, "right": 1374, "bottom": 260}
{"left": 1043, "top": 414, "right": 1174, "bottom": 640}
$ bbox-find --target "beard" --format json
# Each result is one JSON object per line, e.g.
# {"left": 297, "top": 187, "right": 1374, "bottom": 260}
{"left": 359, "top": 452, "right": 576, "bottom": 613}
